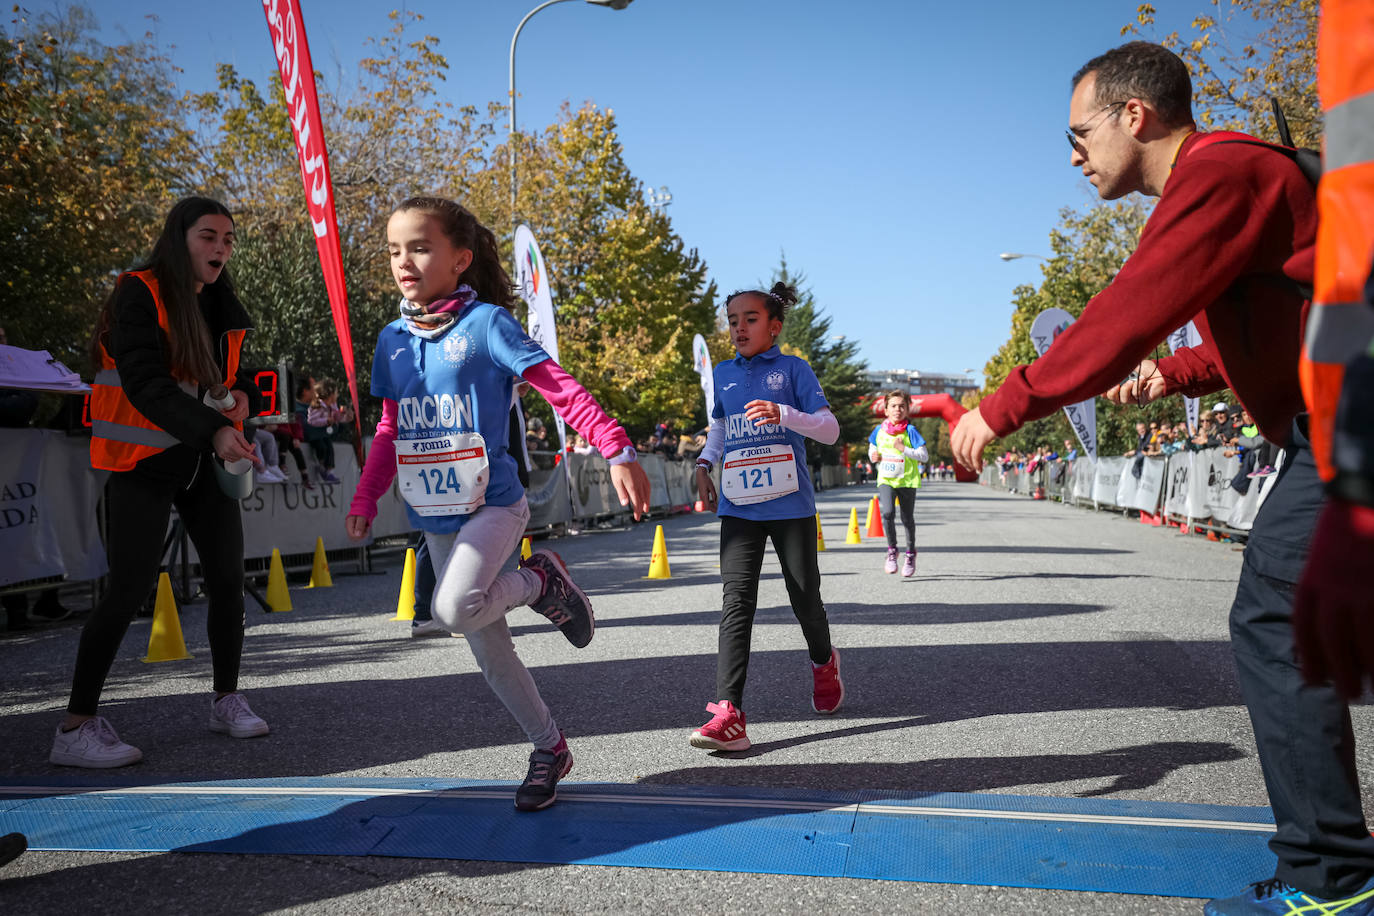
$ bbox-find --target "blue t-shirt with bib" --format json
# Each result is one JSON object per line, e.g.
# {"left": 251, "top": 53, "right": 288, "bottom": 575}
{"left": 371, "top": 301, "right": 551, "bottom": 533}
{"left": 711, "top": 346, "right": 829, "bottom": 521}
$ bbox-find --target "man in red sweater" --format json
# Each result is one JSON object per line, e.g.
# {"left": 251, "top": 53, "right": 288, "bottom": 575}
{"left": 952, "top": 42, "right": 1374, "bottom": 914}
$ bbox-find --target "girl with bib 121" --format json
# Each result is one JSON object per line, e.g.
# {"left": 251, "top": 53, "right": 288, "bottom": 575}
{"left": 867, "top": 389, "right": 928, "bottom": 577}
{"left": 345, "top": 198, "right": 650, "bottom": 811}
{"left": 689, "top": 282, "right": 844, "bottom": 752}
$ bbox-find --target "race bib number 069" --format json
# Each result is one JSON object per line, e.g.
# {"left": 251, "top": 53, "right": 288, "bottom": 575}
{"left": 395, "top": 433, "right": 489, "bottom": 517}
{"left": 721, "top": 443, "right": 798, "bottom": 506}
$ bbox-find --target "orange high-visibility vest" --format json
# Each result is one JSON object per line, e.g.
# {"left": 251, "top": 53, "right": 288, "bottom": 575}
{"left": 1304, "top": 0, "right": 1374, "bottom": 481}
{"left": 89, "top": 270, "right": 246, "bottom": 472}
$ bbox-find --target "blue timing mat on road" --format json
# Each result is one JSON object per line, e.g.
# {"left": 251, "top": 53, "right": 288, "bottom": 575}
{"left": 0, "top": 778, "right": 1276, "bottom": 898}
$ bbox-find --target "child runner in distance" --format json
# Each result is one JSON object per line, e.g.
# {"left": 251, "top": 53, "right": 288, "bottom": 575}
{"left": 690, "top": 282, "right": 843, "bottom": 752}
{"left": 346, "top": 197, "right": 650, "bottom": 810}
{"left": 867, "top": 390, "right": 927, "bottom": 577}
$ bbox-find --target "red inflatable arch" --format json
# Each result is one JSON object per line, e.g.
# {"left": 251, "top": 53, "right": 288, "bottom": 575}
{"left": 869, "top": 392, "right": 978, "bottom": 482}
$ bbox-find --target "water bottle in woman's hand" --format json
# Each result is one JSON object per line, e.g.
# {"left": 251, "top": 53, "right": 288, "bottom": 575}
{"left": 204, "top": 385, "right": 253, "bottom": 475}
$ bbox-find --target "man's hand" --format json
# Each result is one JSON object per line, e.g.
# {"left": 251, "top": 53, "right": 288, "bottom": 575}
{"left": 1294, "top": 499, "right": 1374, "bottom": 698}
{"left": 950, "top": 406, "right": 997, "bottom": 473}
{"left": 695, "top": 466, "right": 717, "bottom": 511}
{"left": 345, "top": 514, "right": 372, "bottom": 541}
{"left": 611, "top": 460, "right": 651, "bottom": 520}
{"left": 1104, "top": 359, "right": 1168, "bottom": 405}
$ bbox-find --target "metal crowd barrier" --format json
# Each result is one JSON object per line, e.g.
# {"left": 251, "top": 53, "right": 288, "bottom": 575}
{"left": 979, "top": 447, "right": 1281, "bottom": 541}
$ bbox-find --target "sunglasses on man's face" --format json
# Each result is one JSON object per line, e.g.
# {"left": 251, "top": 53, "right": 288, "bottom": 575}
{"left": 1065, "top": 101, "right": 1127, "bottom": 151}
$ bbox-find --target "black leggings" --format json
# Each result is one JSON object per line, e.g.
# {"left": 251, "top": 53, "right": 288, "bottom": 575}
{"left": 877, "top": 484, "right": 916, "bottom": 552}
{"left": 307, "top": 437, "right": 335, "bottom": 470}
{"left": 274, "top": 432, "right": 307, "bottom": 473}
{"left": 717, "top": 514, "right": 832, "bottom": 707}
{"left": 67, "top": 452, "right": 247, "bottom": 715}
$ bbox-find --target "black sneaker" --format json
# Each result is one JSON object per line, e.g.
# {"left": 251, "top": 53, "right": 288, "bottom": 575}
{"left": 515, "top": 740, "right": 573, "bottom": 811}
{"left": 523, "top": 550, "right": 595, "bottom": 648}
{"left": 0, "top": 832, "right": 27, "bottom": 868}
{"left": 31, "top": 594, "right": 71, "bottom": 622}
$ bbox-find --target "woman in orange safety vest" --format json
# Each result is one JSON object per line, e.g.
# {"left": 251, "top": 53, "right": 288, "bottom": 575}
{"left": 50, "top": 197, "right": 271, "bottom": 769}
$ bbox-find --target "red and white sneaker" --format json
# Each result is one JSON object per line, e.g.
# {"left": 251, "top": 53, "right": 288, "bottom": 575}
{"left": 812, "top": 647, "right": 844, "bottom": 714}
{"left": 689, "top": 700, "right": 751, "bottom": 751}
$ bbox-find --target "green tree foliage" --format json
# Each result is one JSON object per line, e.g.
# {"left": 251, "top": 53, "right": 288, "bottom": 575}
{"left": 1127, "top": 0, "right": 1320, "bottom": 145}
{"left": 771, "top": 258, "right": 870, "bottom": 468}
{"left": 3, "top": 6, "right": 718, "bottom": 440}
{"left": 464, "top": 103, "right": 719, "bottom": 437}
{"left": 0, "top": 7, "right": 198, "bottom": 363}
{"left": 974, "top": 197, "right": 1200, "bottom": 456}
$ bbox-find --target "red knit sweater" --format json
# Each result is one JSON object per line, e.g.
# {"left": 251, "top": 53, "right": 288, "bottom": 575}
{"left": 979, "top": 131, "right": 1316, "bottom": 446}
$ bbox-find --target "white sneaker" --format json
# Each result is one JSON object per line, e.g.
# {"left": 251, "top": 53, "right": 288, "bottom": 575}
{"left": 410, "top": 619, "right": 451, "bottom": 638}
{"left": 258, "top": 466, "right": 287, "bottom": 484}
{"left": 209, "top": 693, "right": 270, "bottom": 738}
{"left": 50, "top": 716, "right": 143, "bottom": 768}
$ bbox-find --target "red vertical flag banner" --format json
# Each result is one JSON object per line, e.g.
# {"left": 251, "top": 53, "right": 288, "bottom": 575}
{"left": 261, "top": 0, "right": 362, "bottom": 448}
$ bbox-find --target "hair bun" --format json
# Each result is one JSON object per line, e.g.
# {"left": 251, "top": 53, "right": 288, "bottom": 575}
{"left": 768, "top": 282, "right": 798, "bottom": 307}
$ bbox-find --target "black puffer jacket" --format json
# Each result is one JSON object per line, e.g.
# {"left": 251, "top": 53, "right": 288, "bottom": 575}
{"left": 105, "top": 274, "right": 261, "bottom": 465}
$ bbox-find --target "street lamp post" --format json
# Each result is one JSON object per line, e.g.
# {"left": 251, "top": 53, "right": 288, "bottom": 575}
{"left": 509, "top": 0, "right": 633, "bottom": 220}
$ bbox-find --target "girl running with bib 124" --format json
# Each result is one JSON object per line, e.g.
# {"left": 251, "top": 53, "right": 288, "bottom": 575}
{"left": 690, "top": 282, "right": 844, "bottom": 752}
{"left": 867, "top": 389, "right": 928, "bottom": 577}
{"left": 345, "top": 197, "right": 650, "bottom": 811}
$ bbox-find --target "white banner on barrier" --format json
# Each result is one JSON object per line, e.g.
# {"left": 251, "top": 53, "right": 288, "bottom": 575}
{"left": 1115, "top": 456, "right": 1166, "bottom": 513}
{"left": 1072, "top": 458, "right": 1095, "bottom": 501}
{"left": 0, "top": 430, "right": 106, "bottom": 586}
{"left": 1091, "top": 457, "right": 1126, "bottom": 506}
{"left": 1164, "top": 453, "right": 1191, "bottom": 517}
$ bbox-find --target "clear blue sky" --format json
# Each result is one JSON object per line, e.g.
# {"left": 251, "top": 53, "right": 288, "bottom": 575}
{"left": 86, "top": 0, "right": 1204, "bottom": 379}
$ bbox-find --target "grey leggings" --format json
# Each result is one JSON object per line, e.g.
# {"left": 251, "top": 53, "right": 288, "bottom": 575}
{"left": 425, "top": 497, "right": 561, "bottom": 751}
{"left": 877, "top": 484, "right": 916, "bottom": 552}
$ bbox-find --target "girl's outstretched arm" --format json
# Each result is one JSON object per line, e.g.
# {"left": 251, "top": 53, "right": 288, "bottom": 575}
{"left": 522, "top": 359, "right": 651, "bottom": 518}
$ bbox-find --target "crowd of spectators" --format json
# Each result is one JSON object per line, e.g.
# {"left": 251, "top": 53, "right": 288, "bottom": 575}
{"left": 994, "top": 402, "right": 1278, "bottom": 495}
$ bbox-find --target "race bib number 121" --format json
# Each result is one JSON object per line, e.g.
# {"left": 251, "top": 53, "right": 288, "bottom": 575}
{"left": 721, "top": 443, "right": 799, "bottom": 506}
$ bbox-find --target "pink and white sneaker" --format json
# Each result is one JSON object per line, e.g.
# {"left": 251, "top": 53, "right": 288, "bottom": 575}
{"left": 884, "top": 548, "right": 898, "bottom": 574}
{"left": 902, "top": 550, "right": 916, "bottom": 578}
{"left": 689, "top": 700, "right": 751, "bottom": 751}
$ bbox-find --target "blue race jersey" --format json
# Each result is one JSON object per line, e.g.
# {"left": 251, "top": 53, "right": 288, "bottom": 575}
{"left": 711, "top": 346, "right": 829, "bottom": 521}
{"left": 371, "top": 300, "right": 551, "bottom": 533}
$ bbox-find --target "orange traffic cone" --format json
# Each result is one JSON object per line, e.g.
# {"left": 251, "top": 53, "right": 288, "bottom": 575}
{"left": 866, "top": 496, "right": 885, "bottom": 538}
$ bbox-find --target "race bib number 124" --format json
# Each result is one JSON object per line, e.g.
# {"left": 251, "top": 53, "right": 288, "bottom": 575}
{"left": 395, "top": 433, "right": 489, "bottom": 516}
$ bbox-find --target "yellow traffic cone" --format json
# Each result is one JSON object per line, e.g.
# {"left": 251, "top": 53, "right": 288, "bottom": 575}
{"left": 306, "top": 537, "right": 333, "bottom": 588}
{"left": 142, "top": 572, "right": 192, "bottom": 662}
{"left": 520, "top": 536, "right": 533, "bottom": 563}
{"left": 815, "top": 512, "right": 826, "bottom": 552}
{"left": 265, "top": 547, "right": 292, "bottom": 613}
{"left": 392, "top": 547, "right": 417, "bottom": 620}
{"left": 647, "top": 524, "right": 672, "bottom": 578}
{"left": 845, "top": 507, "right": 862, "bottom": 544}
{"left": 864, "top": 496, "right": 875, "bottom": 535}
